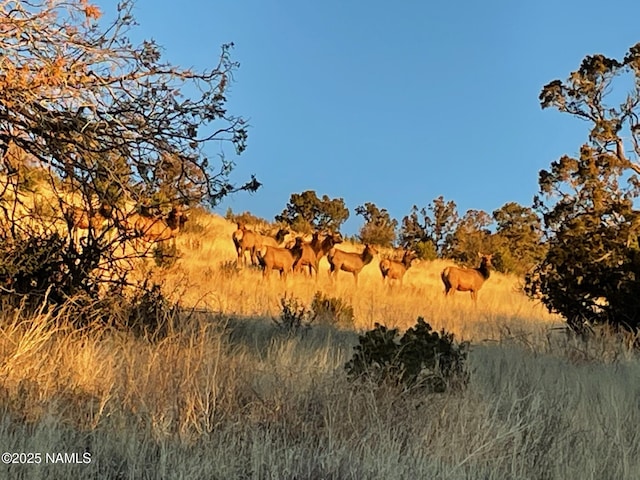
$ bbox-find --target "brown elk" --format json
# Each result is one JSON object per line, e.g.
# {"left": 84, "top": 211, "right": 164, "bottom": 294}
{"left": 233, "top": 222, "right": 290, "bottom": 267}
{"left": 379, "top": 250, "right": 417, "bottom": 287}
{"left": 259, "top": 227, "right": 291, "bottom": 249}
{"left": 257, "top": 237, "right": 304, "bottom": 280}
{"left": 138, "top": 205, "right": 186, "bottom": 241}
{"left": 119, "top": 205, "right": 188, "bottom": 252}
{"left": 64, "top": 205, "right": 109, "bottom": 246}
{"left": 441, "top": 253, "right": 493, "bottom": 302}
{"left": 327, "top": 244, "right": 378, "bottom": 285}
{"left": 232, "top": 222, "right": 250, "bottom": 266}
{"left": 293, "top": 230, "right": 344, "bottom": 277}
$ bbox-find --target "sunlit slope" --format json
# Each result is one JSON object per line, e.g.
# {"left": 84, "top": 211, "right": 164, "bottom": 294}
{"left": 165, "top": 211, "right": 560, "bottom": 340}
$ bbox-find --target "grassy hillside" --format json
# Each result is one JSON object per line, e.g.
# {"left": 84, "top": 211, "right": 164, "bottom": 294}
{"left": 164, "top": 211, "right": 559, "bottom": 336}
{"left": 2, "top": 209, "right": 639, "bottom": 480}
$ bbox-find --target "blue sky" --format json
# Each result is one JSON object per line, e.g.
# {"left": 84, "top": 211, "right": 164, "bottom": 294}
{"left": 101, "top": 0, "right": 640, "bottom": 234}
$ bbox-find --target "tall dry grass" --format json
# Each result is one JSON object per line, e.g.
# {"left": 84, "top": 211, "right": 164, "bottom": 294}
{"left": 1, "top": 306, "right": 640, "bottom": 479}
{"left": 2, "top": 211, "right": 640, "bottom": 479}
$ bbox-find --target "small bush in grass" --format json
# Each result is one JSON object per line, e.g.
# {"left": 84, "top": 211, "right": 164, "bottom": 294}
{"left": 218, "top": 260, "right": 241, "bottom": 278}
{"left": 310, "top": 291, "right": 354, "bottom": 327}
{"left": 345, "top": 317, "right": 469, "bottom": 393}
{"left": 0, "top": 232, "right": 101, "bottom": 309}
{"left": 127, "top": 281, "right": 179, "bottom": 340}
{"left": 180, "top": 216, "right": 206, "bottom": 235}
{"left": 273, "top": 294, "right": 312, "bottom": 336}
{"left": 153, "top": 242, "right": 178, "bottom": 268}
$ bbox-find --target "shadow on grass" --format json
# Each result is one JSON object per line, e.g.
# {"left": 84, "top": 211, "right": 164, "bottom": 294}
{"left": 214, "top": 312, "right": 360, "bottom": 360}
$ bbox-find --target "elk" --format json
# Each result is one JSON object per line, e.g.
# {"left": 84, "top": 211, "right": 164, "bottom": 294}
{"left": 441, "top": 253, "right": 493, "bottom": 302}
{"left": 233, "top": 223, "right": 290, "bottom": 267}
{"left": 232, "top": 222, "right": 249, "bottom": 266}
{"left": 379, "top": 250, "right": 417, "bottom": 287}
{"left": 64, "top": 204, "right": 109, "bottom": 246}
{"left": 314, "top": 231, "right": 344, "bottom": 261}
{"left": 259, "top": 227, "right": 291, "bottom": 249}
{"left": 293, "top": 230, "right": 344, "bottom": 277}
{"left": 232, "top": 222, "right": 256, "bottom": 266}
{"left": 136, "top": 205, "right": 186, "bottom": 241}
{"left": 257, "top": 237, "right": 304, "bottom": 280}
{"left": 327, "top": 244, "right": 378, "bottom": 285}
{"left": 119, "top": 205, "right": 188, "bottom": 252}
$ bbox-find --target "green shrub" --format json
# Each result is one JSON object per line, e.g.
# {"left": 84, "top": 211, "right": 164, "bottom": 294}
{"left": 126, "top": 282, "right": 178, "bottom": 340}
{"left": 415, "top": 240, "right": 438, "bottom": 261}
{"left": 0, "top": 232, "right": 102, "bottom": 309}
{"left": 345, "top": 317, "right": 469, "bottom": 393}
{"left": 310, "top": 291, "right": 354, "bottom": 327}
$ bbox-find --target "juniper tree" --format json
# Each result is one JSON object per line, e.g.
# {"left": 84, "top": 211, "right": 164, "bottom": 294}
{"left": 276, "top": 190, "right": 349, "bottom": 233}
{"left": 355, "top": 202, "right": 397, "bottom": 247}
{"left": 528, "top": 44, "right": 640, "bottom": 333}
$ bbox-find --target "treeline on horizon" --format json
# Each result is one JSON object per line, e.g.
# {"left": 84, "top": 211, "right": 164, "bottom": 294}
{"left": 226, "top": 190, "right": 545, "bottom": 276}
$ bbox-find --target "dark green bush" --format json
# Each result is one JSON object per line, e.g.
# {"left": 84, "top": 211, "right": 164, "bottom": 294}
{"left": 0, "top": 232, "right": 102, "bottom": 308}
{"left": 345, "top": 317, "right": 469, "bottom": 393}
{"left": 126, "top": 282, "right": 178, "bottom": 340}
{"left": 529, "top": 44, "right": 640, "bottom": 336}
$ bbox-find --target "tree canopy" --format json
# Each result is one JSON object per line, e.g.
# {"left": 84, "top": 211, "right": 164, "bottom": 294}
{"left": 276, "top": 190, "right": 349, "bottom": 233}
{"left": 355, "top": 202, "right": 397, "bottom": 247}
{"left": 0, "top": 0, "right": 258, "bottom": 302}
{"left": 447, "top": 209, "right": 492, "bottom": 266}
{"left": 492, "top": 202, "right": 545, "bottom": 275}
{"left": 0, "top": 0, "right": 258, "bottom": 208}
{"left": 529, "top": 43, "right": 640, "bottom": 333}
{"left": 399, "top": 196, "right": 458, "bottom": 259}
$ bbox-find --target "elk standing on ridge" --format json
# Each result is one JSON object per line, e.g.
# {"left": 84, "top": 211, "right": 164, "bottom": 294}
{"left": 133, "top": 205, "right": 187, "bottom": 243}
{"left": 232, "top": 222, "right": 251, "bottom": 266}
{"left": 259, "top": 227, "right": 291, "bottom": 249}
{"left": 327, "top": 244, "right": 378, "bottom": 285}
{"left": 257, "top": 237, "right": 304, "bottom": 280}
{"left": 233, "top": 222, "right": 289, "bottom": 267}
{"left": 293, "top": 230, "right": 343, "bottom": 277}
{"left": 441, "top": 253, "right": 493, "bottom": 302}
{"left": 379, "top": 250, "right": 417, "bottom": 287}
{"left": 118, "top": 205, "right": 188, "bottom": 252}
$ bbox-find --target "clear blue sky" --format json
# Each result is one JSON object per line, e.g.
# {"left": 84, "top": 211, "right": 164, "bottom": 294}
{"left": 99, "top": 0, "right": 640, "bottom": 235}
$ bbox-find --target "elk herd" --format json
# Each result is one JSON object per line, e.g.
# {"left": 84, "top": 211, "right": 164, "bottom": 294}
{"left": 232, "top": 222, "right": 494, "bottom": 302}
{"left": 26, "top": 192, "right": 494, "bottom": 301}
{"left": 62, "top": 205, "right": 494, "bottom": 301}
{"left": 63, "top": 202, "right": 188, "bottom": 252}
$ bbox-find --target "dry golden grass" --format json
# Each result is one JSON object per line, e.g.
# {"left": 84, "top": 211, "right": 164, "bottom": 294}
{"left": 3, "top": 209, "right": 640, "bottom": 479}
{"left": 1, "top": 302, "right": 639, "bottom": 479}
{"left": 163, "top": 212, "right": 560, "bottom": 341}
